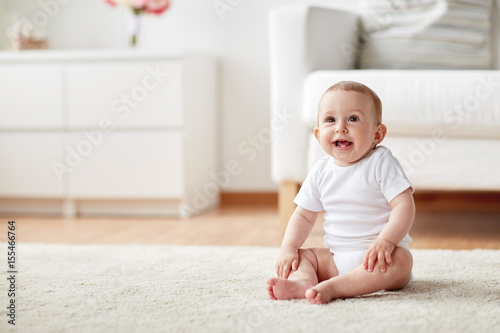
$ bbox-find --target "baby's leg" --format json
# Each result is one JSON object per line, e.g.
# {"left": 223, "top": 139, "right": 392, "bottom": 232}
{"left": 267, "top": 247, "right": 338, "bottom": 300}
{"left": 306, "top": 247, "right": 413, "bottom": 304}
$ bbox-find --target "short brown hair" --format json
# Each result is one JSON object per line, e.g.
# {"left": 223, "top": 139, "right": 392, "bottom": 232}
{"left": 321, "top": 81, "right": 382, "bottom": 124}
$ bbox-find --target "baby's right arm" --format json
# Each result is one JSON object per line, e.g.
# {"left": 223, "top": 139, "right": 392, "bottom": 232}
{"left": 276, "top": 206, "right": 318, "bottom": 278}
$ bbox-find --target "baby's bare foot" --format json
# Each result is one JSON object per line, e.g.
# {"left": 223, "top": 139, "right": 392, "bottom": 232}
{"left": 267, "top": 278, "right": 312, "bottom": 300}
{"left": 305, "top": 279, "right": 338, "bottom": 304}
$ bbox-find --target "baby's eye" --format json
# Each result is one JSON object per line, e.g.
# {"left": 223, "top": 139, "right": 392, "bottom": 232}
{"left": 325, "top": 117, "right": 335, "bottom": 123}
{"left": 348, "top": 116, "right": 358, "bottom": 122}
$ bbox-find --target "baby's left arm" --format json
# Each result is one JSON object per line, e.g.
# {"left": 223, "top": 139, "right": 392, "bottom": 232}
{"left": 363, "top": 187, "right": 415, "bottom": 273}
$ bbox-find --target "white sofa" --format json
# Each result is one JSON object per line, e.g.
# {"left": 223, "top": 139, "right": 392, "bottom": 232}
{"left": 269, "top": 5, "right": 500, "bottom": 231}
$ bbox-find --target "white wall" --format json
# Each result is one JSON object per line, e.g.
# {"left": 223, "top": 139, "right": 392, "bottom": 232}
{"left": 1, "top": 0, "right": 359, "bottom": 192}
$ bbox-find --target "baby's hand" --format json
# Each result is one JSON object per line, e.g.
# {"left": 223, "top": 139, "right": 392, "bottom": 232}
{"left": 363, "top": 239, "right": 395, "bottom": 273}
{"left": 276, "top": 247, "right": 299, "bottom": 279}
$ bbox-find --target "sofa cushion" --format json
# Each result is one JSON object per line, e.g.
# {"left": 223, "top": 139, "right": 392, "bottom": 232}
{"left": 358, "top": 0, "right": 493, "bottom": 69}
{"left": 303, "top": 70, "right": 500, "bottom": 139}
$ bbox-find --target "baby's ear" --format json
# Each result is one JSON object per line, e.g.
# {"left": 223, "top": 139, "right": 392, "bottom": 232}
{"left": 374, "top": 124, "right": 387, "bottom": 144}
{"left": 314, "top": 127, "right": 320, "bottom": 141}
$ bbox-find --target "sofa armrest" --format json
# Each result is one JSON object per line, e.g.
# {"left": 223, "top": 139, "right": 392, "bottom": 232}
{"left": 269, "top": 6, "right": 359, "bottom": 184}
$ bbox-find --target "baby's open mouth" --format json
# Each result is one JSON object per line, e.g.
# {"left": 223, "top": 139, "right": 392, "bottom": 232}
{"left": 335, "top": 140, "right": 353, "bottom": 148}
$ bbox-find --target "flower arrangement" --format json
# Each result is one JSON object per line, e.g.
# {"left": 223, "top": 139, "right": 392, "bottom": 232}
{"left": 106, "top": 0, "right": 170, "bottom": 46}
{"left": 106, "top": 0, "right": 170, "bottom": 15}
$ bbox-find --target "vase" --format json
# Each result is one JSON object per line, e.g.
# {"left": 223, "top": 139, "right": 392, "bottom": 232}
{"left": 129, "top": 10, "right": 140, "bottom": 47}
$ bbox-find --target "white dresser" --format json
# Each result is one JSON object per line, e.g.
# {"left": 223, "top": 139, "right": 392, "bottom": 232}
{"left": 0, "top": 50, "right": 219, "bottom": 217}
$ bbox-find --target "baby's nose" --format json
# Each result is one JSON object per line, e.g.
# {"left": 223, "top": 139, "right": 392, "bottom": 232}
{"left": 335, "top": 122, "right": 348, "bottom": 133}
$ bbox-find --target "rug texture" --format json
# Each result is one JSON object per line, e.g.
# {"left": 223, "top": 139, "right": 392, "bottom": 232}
{"left": 1, "top": 244, "right": 499, "bottom": 333}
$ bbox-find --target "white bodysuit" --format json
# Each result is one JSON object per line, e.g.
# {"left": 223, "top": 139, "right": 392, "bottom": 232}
{"left": 294, "top": 146, "right": 413, "bottom": 276}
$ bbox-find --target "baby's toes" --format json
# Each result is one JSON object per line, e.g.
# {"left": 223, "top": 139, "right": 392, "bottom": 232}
{"left": 306, "top": 288, "right": 326, "bottom": 305}
{"left": 305, "top": 288, "right": 318, "bottom": 304}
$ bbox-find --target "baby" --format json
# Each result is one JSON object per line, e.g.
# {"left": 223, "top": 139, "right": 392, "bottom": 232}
{"left": 267, "top": 81, "right": 415, "bottom": 304}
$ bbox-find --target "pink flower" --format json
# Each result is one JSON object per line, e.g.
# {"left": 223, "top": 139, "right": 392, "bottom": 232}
{"left": 145, "top": 0, "right": 170, "bottom": 15}
{"left": 132, "top": 0, "right": 150, "bottom": 7}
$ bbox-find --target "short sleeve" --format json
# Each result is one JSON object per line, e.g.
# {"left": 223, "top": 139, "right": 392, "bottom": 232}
{"left": 376, "top": 149, "right": 414, "bottom": 203}
{"left": 293, "top": 160, "right": 325, "bottom": 212}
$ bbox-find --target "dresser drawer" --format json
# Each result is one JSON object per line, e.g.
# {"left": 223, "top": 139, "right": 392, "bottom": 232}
{"left": 67, "top": 131, "right": 185, "bottom": 198}
{"left": 0, "top": 64, "right": 63, "bottom": 129}
{"left": 67, "top": 61, "right": 183, "bottom": 129}
{"left": 0, "top": 132, "right": 65, "bottom": 197}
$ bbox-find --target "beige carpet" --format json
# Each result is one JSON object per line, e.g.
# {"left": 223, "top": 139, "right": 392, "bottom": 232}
{"left": 1, "top": 244, "right": 499, "bottom": 332}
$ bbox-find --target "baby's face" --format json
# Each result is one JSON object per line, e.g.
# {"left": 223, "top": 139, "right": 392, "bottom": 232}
{"left": 314, "top": 89, "right": 386, "bottom": 167}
